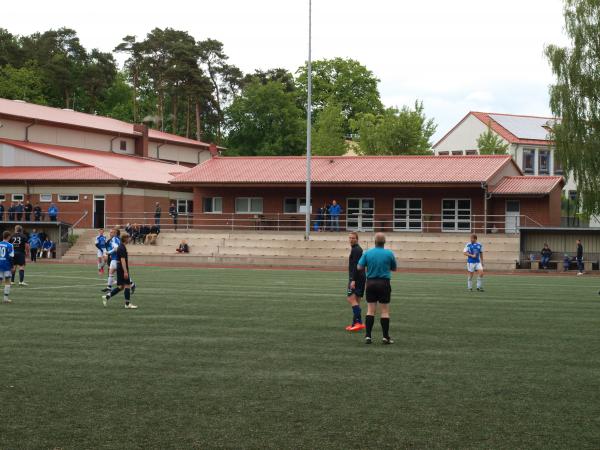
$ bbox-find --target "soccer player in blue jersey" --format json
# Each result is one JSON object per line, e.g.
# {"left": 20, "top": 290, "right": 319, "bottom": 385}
{"left": 1, "top": 231, "right": 15, "bottom": 304}
{"left": 95, "top": 229, "right": 107, "bottom": 275}
{"left": 102, "top": 228, "right": 121, "bottom": 292}
{"left": 463, "top": 233, "right": 484, "bottom": 292}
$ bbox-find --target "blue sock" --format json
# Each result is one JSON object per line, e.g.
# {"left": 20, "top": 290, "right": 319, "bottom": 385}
{"left": 352, "top": 305, "right": 362, "bottom": 324}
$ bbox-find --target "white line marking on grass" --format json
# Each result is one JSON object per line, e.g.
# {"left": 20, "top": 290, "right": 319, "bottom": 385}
{"left": 22, "top": 283, "right": 106, "bottom": 290}
{"left": 27, "top": 274, "right": 104, "bottom": 281}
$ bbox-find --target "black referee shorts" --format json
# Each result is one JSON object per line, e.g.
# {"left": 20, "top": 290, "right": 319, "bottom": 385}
{"left": 13, "top": 252, "right": 26, "bottom": 266}
{"left": 116, "top": 265, "right": 131, "bottom": 286}
{"left": 365, "top": 278, "right": 392, "bottom": 304}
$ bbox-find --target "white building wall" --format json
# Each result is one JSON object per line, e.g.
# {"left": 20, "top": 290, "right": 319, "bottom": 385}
{"left": 434, "top": 114, "right": 491, "bottom": 153}
{"left": 0, "top": 118, "right": 27, "bottom": 140}
{"left": 149, "top": 142, "right": 210, "bottom": 165}
{"left": 0, "top": 143, "right": 77, "bottom": 166}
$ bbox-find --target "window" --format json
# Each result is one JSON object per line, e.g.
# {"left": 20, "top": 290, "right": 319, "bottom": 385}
{"left": 523, "top": 148, "right": 535, "bottom": 174}
{"left": 119, "top": 140, "right": 127, "bottom": 151}
{"left": 203, "top": 197, "right": 222, "bottom": 213}
{"left": 538, "top": 150, "right": 550, "bottom": 174}
{"left": 451, "top": 150, "right": 464, "bottom": 156}
{"left": 0, "top": 194, "right": 5, "bottom": 202}
{"left": 235, "top": 197, "right": 263, "bottom": 214}
{"left": 284, "top": 198, "right": 307, "bottom": 214}
{"left": 442, "top": 199, "right": 471, "bottom": 232}
{"left": 177, "top": 199, "right": 194, "bottom": 214}
{"left": 394, "top": 199, "right": 422, "bottom": 231}
{"left": 40, "top": 194, "right": 52, "bottom": 202}
{"left": 12, "top": 194, "right": 24, "bottom": 202}
{"left": 58, "top": 194, "right": 79, "bottom": 202}
{"left": 554, "top": 154, "right": 563, "bottom": 175}
{"left": 438, "top": 151, "right": 450, "bottom": 156}
{"left": 465, "top": 150, "right": 478, "bottom": 155}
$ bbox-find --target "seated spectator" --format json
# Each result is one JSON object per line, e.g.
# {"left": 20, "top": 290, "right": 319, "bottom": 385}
{"left": 563, "top": 254, "right": 570, "bottom": 272}
{"left": 130, "top": 223, "right": 141, "bottom": 244}
{"left": 176, "top": 240, "right": 190, "bottom": 253}
{"left": 145, "top": 224, "right": 160, "bottom": 245}
{"left": 139, "top": 224, "right": 150, "bottom": 243}
{"left": 41, "top": 238, "right": 54, "bottom": 258}
{"left": 540, "top": 243, "right": 552, "bottom": 269}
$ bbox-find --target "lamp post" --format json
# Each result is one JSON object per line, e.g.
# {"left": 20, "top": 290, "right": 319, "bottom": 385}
{"left": 304, "top": 0, "right": 312, "bottom": 241}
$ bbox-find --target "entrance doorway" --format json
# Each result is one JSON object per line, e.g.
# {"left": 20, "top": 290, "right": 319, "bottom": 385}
{"left": 505, "top": 200, "right": 520, "bottom": 233}
{"left": 93, "top": 195, "right": 105, "bottom": 228}
{"left": 346, "top": 198, "right": 375, "bottom": 231}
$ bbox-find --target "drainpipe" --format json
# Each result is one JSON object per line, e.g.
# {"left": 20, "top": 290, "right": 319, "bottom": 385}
{"left": 110, "top": 136, "right": 119, "bottom": 152}
{"left": 481, "top": 181, "right": 492, "bottom": 234}
{"left": 157, "top": 142, "right": 165, "bottom": 159}
{"left": 25, "top": 121, "right": 35, "bottom": 141}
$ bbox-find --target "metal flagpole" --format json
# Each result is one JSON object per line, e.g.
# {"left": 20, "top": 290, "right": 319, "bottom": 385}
{"left": 305, "top": 0, "right": 312, "bottom": 241}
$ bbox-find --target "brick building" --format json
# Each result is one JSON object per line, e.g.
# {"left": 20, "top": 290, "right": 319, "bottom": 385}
{"left": 172, "top": 155, "right": 564, "bottom": 233}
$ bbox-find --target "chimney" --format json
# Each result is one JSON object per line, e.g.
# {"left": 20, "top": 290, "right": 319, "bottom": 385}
{"left": 133, "top": 124, "right": 149, "bottom": 157}
{"left": 209, "top": 143, "right": 218, "bottom": 157}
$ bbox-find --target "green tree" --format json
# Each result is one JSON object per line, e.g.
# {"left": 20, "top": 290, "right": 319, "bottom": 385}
{"left": 350, "top": 101, "right": 436, "bottom": 155}
{"left": 0, "top": 63, "right": 46, "bottom": 103}
{"left": 225, "top": 80, "right": 305, "bottom": 156}
{"left": 296, "top": 58, "right": 383, "bottom": 133}
{"left": 545, "top": 0, "right": 600, "bottom": 216}
{"left": 477, "top": 123, "right": 508, "bottom": 154}
{"left": 243, "top": 68, "right": 296, "bottom": 93}
{"left": 0, "top": 28, "right": 23, "bottom": 66}
{"left": 312, "top": 101, "right": 348, "bottom": 156}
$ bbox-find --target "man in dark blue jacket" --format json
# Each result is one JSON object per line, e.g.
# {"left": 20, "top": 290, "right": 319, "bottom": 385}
{"left": 328, "top": 200, "right": 342, "bottom": 232}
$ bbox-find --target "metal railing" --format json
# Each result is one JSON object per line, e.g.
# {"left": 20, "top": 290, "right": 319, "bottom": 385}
{"left": 103, "top": 212, "right": 544, "bottom": 234}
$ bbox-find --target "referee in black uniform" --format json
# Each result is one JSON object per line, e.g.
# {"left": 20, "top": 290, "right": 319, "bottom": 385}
{"left": 10, "top": 225, "right": 29, "bottom": 286}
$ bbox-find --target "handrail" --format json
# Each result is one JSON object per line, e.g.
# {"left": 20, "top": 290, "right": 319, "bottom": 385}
{"left": 71, "top": 210, "right": 89, "bottom": 229}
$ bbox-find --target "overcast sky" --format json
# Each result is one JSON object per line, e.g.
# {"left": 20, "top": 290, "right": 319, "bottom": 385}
{"left": 2, "top": 0, "right": 569, "bottom": 142}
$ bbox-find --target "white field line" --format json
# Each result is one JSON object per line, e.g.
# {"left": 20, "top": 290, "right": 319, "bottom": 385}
{"left": 27, "top": 274, "right": 105, "bottom": 281}
{"left": 20, "top": 283, "right": 106, "bottom": 290}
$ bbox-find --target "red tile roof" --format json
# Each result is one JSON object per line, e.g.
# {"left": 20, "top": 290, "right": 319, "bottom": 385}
{"left": 0, "top": 166, "right": 116, "bottom": 181}
{"left": 0, "top": 98, "right": 215, "bottom": 149}
{"left": 171, "top": 155, "right": 518, "bottom": 185}
{"left": 0, "top": 138, "right": 188, "bottom": 185}
{"left": 434, "top": 111, "right": 556, "bottom": 149}
{"left": 489, "top": 176, "right": 564, "bottom": 195}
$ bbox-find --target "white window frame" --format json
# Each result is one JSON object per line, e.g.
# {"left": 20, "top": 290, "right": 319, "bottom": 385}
{"left": 58, "top": 194, "right": 79, "bottom": 202}
{"left": 119, "top": 140, "right": 127, "bottom": 151}
{"left": 393, "top": 198, "right": 422, "bottom": 232}
{"left": 39, "top": 194, "right": 52, "bottom": 203}
{"left": 12, "top": 194, "right": 24, "bottom": 202}
{"left": 176, "top": 199, "right": 194, "bottom": 215}
{"left": 283, "top": 198, "right": 306, "bottom": 214}
{"left": 203, "top": 197, "right": 222, "bottom": 214}
{"left": 0, "top": 194, "right": 5, "bottom": 202}
{"left": 523, "top": 148, "right": 536, "bottom": 174}
{"left": 235, "top": 197, "right": 263, "bottom": 214}
{"left": 442, "top": 198, "right": 471, "bottom": 232}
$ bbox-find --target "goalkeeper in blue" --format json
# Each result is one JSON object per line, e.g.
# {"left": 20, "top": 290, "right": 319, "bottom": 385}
{"left": 463, "top": 233, "right": 484, "bottom": 292}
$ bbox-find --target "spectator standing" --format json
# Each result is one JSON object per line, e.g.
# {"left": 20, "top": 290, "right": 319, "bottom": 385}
{"left": 29, "top": 229, "right": 41, "bottom": 262}
{"left": 0, "top": 202, "right": 4, "bottom": 221}
{"left": 33, "top": 204, "right": 42, "bottom": 222}
{"left": 328, "top": 200, "right": 342, "bottom": 232}
{"left": 8, "top": 203, "right": 15, "bottom": 221}
{"left": 48, "top": 203, "right": 58, "bottom": 222}
{"left": 576, "top": 239, "right": 584, "bottom": 275}
{"left": 169, "top": 202, "right": 178, "bottom": 230}
{"left": 154, "top": 202, "right": 162, "bottom": 225}
{"left": 540, "top": 243, "right": 552, "bottom": 269}
{"left": 15, "top": 202, "right": 24, "bottom": 221}
{"left": 24, "top": 201, "right": 32, "bottom": 221}
{"left": 315, "top": 205, "right": 326, "bottom": 232}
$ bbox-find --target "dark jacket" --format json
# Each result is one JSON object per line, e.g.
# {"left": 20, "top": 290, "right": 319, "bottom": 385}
{"left": 577, "top": 244, "right": 583, "bottom": 259}
{"left": 349, "top": 244, "right": 365, "bottom": 282}
{"left": 541, "top": 247, "right": 552, "bottom": 258}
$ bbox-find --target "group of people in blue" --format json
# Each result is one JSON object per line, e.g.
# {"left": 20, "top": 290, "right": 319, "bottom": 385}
{"left": 315, "top": 200, "right": 343, "bottom": 232}
{"left": 0, "top": 201, "right": 59, "bottom": 222}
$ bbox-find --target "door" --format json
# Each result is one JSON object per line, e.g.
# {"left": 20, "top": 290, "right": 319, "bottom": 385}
{"left": 505, "top": 200, "right": 520, "bottom": 233}
{"left": 93, "top": 195, "right": 105, "bottom": 228}
{"left": 346, "top": 198, "right": 375, "bottom": 231}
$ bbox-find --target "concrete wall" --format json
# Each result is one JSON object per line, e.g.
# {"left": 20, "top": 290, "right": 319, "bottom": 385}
{"left": 0, "top": 143, "right": 77, "bottom": 166}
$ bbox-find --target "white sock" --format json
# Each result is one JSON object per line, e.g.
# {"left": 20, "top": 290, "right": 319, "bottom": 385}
{"left": 477, "top": 276, "right": 483, "bottom": 289}
{"left": 4, "top": 284, "right": 10, "bottom": 298}
{"left": 107, "top": 275, "right": 113, "bottom": 287}
{"left": 467, "top": 278, "right": 473, "bottom": 289}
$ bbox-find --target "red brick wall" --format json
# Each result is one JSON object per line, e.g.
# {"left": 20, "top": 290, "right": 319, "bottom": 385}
{"left": 488, "top": 186, "right": 562, "bottom": 230}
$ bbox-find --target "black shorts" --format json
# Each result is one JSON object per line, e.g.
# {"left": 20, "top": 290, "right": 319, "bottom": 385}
{"left": 366, "top": 278, "right": 392, "bottom": 304}
{"left": 116, "top": 266, "right": 131, "bottom": 286}
{"left": 347, "top": 276, "right": 366, "bottom": 297}
{"left": 13, "top": 252, "right": 26, "bottom": 266}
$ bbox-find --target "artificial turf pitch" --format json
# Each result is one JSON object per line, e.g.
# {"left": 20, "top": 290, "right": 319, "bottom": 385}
{"left": 1, "top": 264, "right": 599, "bottom": 449}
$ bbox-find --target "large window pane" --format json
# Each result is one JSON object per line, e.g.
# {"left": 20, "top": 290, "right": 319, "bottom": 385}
{"left": 538, "top": 150, "right": 550, "bottom": 174}
{"left": 523, "top": 149, "right": 535, "bottom": 174}
{"left": 235, "top": 198, "right": 248, "bottom": 213}
{"left": 284, "top": 198, "right": 297, "bottom": 213}
{"left": 250, "top": 198, "right": 263, "bottom": 213}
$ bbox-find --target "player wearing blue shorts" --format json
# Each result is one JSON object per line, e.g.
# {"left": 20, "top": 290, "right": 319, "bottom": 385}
{"left": 102, "top": 228, "right": 121, "bottom": 292}
{"left": 95, "top": 228, "right": 107, "bottom": 275}
{"left": 0, "top": 231, "right": 15, "bottom": 304}
{"left": 464, "top": 233, "right": 484, "bottom": 292}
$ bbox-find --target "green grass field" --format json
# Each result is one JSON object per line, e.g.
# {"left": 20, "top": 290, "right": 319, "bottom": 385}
{"left": 1, "top": 264, "right": 599, "bottom": 449}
